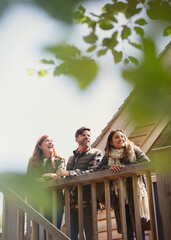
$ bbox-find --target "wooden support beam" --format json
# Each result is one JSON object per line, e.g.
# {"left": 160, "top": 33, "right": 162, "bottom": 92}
{"left": 146, "top": 171, "right": 158, "bottom": 240}
{"left": 78, "top": 184, "right": 84, "bottom": 240}
{"left": 17, "top": 209, "right": 24, "bottom": 240}
{"left": 104, "top": 180, "right": 112, "bottom": 240}
{"left": 26, "top": 214, "right": 31, "bottom": 240}
{"left": 65, "top": 187, "right": 71, "bottom": 238}
{"left": 91, "top": 182, "right": 98, "bottom": 240}
{"left": 118, "top": 178, "right": 127, "bottom": 240}
{"left": 132, "top": 175, "right": 142, "bottom": 240}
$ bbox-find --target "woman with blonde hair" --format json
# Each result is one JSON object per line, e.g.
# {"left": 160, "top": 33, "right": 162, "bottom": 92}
{"left": 27, "top": 134, "right": 65, "bottom": 232}
{"left": 95, "top": 129, "right": 150, "bottom": 240}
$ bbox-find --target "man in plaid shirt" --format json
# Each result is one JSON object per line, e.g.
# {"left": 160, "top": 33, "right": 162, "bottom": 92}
{"left": 56, "top": 126, "right": 102, "bottom": 239}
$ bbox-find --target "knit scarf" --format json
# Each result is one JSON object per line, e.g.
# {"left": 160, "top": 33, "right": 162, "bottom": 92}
{"left": 108, "top": 148, "right": 124, "bottom": 166}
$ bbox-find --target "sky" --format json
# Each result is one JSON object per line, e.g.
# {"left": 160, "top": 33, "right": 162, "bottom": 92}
{"left": 0, "top": 1, "right": 170, "bottom": 173}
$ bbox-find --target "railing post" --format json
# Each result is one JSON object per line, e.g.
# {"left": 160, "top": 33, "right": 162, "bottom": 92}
{"left": 26, "top": 214, "right": 31, "bottom": 240}
{"left": 91, "top": 182, "right": 98, "bottom": 240}
{"left": 118, "top": 177, "right": 127, "bottom": 240}
{"left": 2, "top": 196, "right": 17, "bottom": 240}
{"left": 153, "top": 146, "right": 171, "bottom": 240}
{"left": 39, "top": 205, "right": 44, "bottom": 240}
{"left": 64, "top": 187, "right": 71, "bottom": 238}
{"left": 2, "top": 196, "right": 9, "bottom": 240}
{"left": 52, "top": 189, "right": 57, "bottom": 240}
{"left": 32, "top": 219, "right": 38, "bottom": 240}
{"left": 17, "top": 208, "right": 24, "bottom": 240}
{"left": 146, "top": 171, "right": 158, "bottom": 240}
{"left": 104, "top": 179, "right": 112, "bottom": 240}
{"left": 132, "top": 175, "right": 142, "bottom": 240}
{"left": 78, "top": 184, "right": 84, "bottom": 240}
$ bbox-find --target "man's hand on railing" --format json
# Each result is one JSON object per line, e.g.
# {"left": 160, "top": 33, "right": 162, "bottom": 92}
{"left": 109, "top": 164, "right": 126, "bottom": 172}
{"left": 56, "top": 168, "right": 70, "bottom": 178}
{"left": 41, "top": 173, "right": 59, "bottom": 180}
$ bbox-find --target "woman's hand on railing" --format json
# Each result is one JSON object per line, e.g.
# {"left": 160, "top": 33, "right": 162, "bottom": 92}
{"left": 56, "top": 168, "right": 70, "bottom": 178}
{"left": 109, "top": 164, "right": 126, "bottom": 172}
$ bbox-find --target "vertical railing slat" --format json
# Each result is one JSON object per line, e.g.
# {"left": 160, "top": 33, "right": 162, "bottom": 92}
{"left": 32, "top": 220, "right": 38, "bottom": 240}
{"left": 39, "top": 205, "right": 44, "bottom": 240}
{"left": 2, "top": 196, "right": 9, "bottom": 240}
{"left": 104, "top": 180, "right": 112, "bottom": 240}
{"left": 146, "top": 171, "right": 158, "bottom": 240}
{"left": 26, "top": 214, "right": 31, "bottom": 240}
{"left": 78, "top": 184, "right": 84, "bottom": 240}
{"left": 17, "top": 208, "right": 24, "bottom": 240}
{"left": 118, "top": 178, "right": 127, "bottom": 240}
{"left": 65, "top": 187, "right": 71, "bottom": 238}
{"left": 52, "top": 189, "right": 57, "bottom": 240}
{"left": 132, "top": 175, "right": 142, "bottom": 240}
{"left": 47, "top": 232, "right": 53, "bottom": 240}
{"left": 91, "top": 182, "right": 98, "bottom": 240}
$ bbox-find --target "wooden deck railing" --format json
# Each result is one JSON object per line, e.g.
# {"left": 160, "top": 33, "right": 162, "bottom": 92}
{"left": 0, "top": 146, "right": 171, "bottom": 240}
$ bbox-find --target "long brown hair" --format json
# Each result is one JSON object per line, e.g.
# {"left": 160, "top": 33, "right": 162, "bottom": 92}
{"left": 105, "top": 129, "right": 135, "bottom": 163}
{"left": 29, "top": 135, "right": 64, "bottom": 167}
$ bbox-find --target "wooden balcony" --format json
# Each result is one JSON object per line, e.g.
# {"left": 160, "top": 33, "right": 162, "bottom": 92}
{"left": 0, "top": 146, "right": 171, "bottom": 240}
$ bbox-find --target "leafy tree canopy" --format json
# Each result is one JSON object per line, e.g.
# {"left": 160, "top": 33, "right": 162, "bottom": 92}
{"left": 1, "top": 0, "right": 171, "bottom": 121}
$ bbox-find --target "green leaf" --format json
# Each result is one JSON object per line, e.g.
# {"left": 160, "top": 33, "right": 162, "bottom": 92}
{"left": 121, "top": 26, "right": 131, "bottom": 39}
{"left": 134, "top": 26, "right": 144, "bottom": 38}
{"left": 40, "top": 59, "right": 55, "bottom": 64}
{"left": 38, "top": 70, "right": 47, "bottom": 77}
{"left": 112, "top": 31, "right": 118, "bottom": 40}
{"left": 128, "top": 40, "right": 143, "bottom": 50}
{"left": 97, "top": 48, "right": 108, "bottom": 57}
{"left": 135, "top": 18, "right": 148, "bottom": 26}
{"left": 54, "top": 63, "right": 68, "bottom": 76}
{"left": 102, "top": 37, "right": 118, "bottom": 49}
{"left": 99, "top": 20, "right": 113, "bottom": 30}
{"left": 83, "top": 33, "right": 98, "bottom": 44}
{"left": 46, "top": 45, "right": 81, "bottom": 61}
{"left": 128, "top": 56, "right": 139, "bottom": 65}
{"left": 78, "top": 5, "right": 85, "bottom": 14}
{"left": 124, "top": 58, "right": 129, "bottom": 65}
{"left": 69, "top": 58, "right": 98, "bottom": 90}
{"left": 113, "top": 2, "right": 127, "bottom": 13}
{"left": 72, "top": 11, "right": 83, "bottom": 23}
{"left": 112, "top": 49, "right": 123, "bottom": 63}
{"left": 87, "top": 45, "right": 96, "bottom": 53}
{"left": 163, "top": 26, "right": 171, "bottom": 36}
{"left": 147, "top": 0, "right": 171, "bottom": 21}
{"left": 125, "top": 7, "right": 142, "bottom": 18}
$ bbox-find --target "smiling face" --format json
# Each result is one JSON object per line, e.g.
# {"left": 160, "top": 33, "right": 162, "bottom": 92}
{"left": 39, "top": 136, "right": 54, "bottom": 158}
{"left": 76, "top": 129, "right": 91, "bottom": 148}
{"left": 111, "top": 130, "right": 126, "bottom": 149}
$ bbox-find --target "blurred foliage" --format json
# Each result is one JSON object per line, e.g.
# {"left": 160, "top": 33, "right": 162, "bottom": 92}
{"left": 0, "top": 173, "right": 53, "bottom": 213}
{"left": 122, "top": 38, "right": 171, "bottom": 123}
{"left": 0, "top": 0, "right": 82, "bottom": 23}
{"left": 1, "top": 0, "right": 170, "bottom": 121}
{"left": 73, "top": 0, "right": 171, "bottom": 65}
{"left": 34, "top": 0, "right": 171, "bottom": 90}
{"left": 34, "top": 44, "right": 98, "bottom": 90}
{"left": 33, "top": 0, "right": 83, "bottom": 23}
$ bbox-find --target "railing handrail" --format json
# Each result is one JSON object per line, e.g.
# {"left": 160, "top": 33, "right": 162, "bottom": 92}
{"left": 0, "top": 181, "right": 70, "bottom": 240}
{"left": 43, "top": 162, "right": 154, "bottom": 189}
